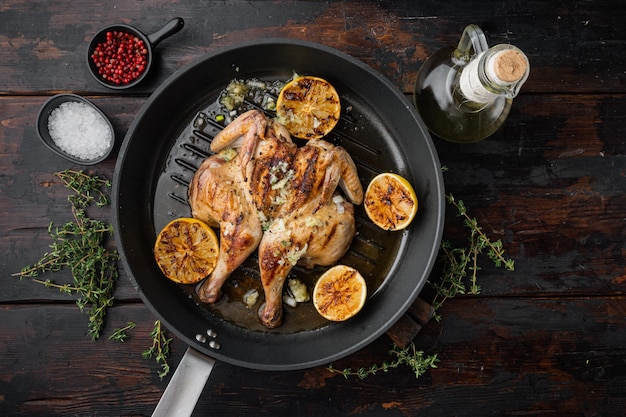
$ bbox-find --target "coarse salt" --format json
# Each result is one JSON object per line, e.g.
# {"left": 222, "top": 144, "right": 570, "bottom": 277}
{"left": 47, "top": 101, "right": 112, "bottom": 161}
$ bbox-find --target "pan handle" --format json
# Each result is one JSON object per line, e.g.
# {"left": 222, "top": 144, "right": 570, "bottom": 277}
{"left": 147, "top": 17, "right": 185, "bottom": 48}
{"left": 152, "top": 347, "right": 216, "bottom": 417}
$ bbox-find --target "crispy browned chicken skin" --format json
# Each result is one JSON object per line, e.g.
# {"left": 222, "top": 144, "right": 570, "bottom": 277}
{"left": 189, "top": 110, "right": 363, "bottom": 328}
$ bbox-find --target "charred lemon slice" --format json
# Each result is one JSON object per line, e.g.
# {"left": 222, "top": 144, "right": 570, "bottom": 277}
{"left": 313, "top": 265, "right": 367, "bottom": 322}
{"left": 154, "top": 218, "right": 219, "bottom": 284}
{"left": 364, "top": 173, "right": 418, "bottom": 231}
{"left": 276, "top": 75, "right": 341, "bottom": 140}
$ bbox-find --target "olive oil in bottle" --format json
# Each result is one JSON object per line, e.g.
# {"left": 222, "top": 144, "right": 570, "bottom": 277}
{"left": 414, "top": 25, "right": 530, "bottom": 143}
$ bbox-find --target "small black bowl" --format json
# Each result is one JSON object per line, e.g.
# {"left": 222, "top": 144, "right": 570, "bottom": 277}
{"left": 86, "top": 17, "right": 184, "bottom": 90}
{"left": 37, "top": 94, "right": 115, "bottom": 165}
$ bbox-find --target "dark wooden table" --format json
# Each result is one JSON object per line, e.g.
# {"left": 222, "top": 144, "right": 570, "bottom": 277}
{"left": 2, "top": 1, "right": 625, "bottom": 416}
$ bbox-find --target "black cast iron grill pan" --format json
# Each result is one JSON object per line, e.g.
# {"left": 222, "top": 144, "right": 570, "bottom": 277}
{"left": 113, "top": 38, "right": 444, "bottom": 414}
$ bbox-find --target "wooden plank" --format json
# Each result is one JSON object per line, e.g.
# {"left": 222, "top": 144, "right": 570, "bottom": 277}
{"left": 0, "top": 1, "right": 624, "bottom": 94}
{"left": 436, "top": 93, "right": 626, "bottom": 298}
{"left": 0, "top": 96, "right": 141, "bottom": 302}
{"left": 0, "top": 297, "right": 624, "bottom": 416}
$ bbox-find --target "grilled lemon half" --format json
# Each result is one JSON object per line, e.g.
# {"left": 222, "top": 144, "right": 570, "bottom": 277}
{"left": 276, "top": 75, "right": 341, "bottom": 140}
{"left": 364, "top": 172, "right": 418, "bottom": 231}
{"left": 154, "top": 218, "right": 219, "bottom": 284}
{"left": 313, "top": 265, "right": 367, "bottom": 322}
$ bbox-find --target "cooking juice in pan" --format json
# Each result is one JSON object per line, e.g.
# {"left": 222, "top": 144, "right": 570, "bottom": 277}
{"left": 153, "top": 77, "right": 402, "bottom": 333}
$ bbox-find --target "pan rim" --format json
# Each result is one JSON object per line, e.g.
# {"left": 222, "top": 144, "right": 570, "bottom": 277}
{"left": 113, "top": 38, "right": 445, "bottom": 371}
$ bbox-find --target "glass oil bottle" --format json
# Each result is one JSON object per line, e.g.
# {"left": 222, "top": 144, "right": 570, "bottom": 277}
{"left": 414, "top": 24, "right": 530, "bottom": 143}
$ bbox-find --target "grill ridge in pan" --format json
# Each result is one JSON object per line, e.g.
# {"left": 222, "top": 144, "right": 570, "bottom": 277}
{"left": 113, "top": 39, "right": 444, "bottom": 370}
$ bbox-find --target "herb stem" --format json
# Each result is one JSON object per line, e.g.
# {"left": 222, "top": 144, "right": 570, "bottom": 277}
{"left": 430, "top": 193, "right": 515, "bottom": 320}
{"left": 109, "top": 322, "right": 136, "bottom": 342}
{"left": 327, "top": 191, "right": 515, "bottom": 381}
{"left": 143, "top": 320, "right": 173, "bottom": 379}
{"left": 13, "top": 170, "right": 118, "bottom": 339}
{"left": 328, "top": 342, "right": 439, "bottom": 380}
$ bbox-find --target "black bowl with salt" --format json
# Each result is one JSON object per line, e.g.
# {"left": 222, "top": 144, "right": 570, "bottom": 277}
{"left": 37, "top": 94, "right": 115, "bottom": 165}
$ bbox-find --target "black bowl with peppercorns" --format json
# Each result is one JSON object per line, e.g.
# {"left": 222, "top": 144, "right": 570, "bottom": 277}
{"left": 87, "top": 18, "right": 184, "bottom": 90}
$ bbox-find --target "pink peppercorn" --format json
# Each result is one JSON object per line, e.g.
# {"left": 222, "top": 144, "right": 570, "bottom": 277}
{"left": 91, "top": 31, "right": 148, "bottom": 85}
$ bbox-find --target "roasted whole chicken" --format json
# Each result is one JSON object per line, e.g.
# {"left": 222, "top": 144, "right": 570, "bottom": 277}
{"left": 189, "top": 110, "right": 364, "bottom": 328}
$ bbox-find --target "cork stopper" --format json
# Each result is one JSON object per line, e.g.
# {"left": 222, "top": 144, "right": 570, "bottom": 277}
{"left": 492, "top": 49, "right": 528, "bottom": 83}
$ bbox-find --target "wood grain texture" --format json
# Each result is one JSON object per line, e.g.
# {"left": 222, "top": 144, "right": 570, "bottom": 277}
{"left": 1, "top": 0, "right": 625, "bottom": 416}
{"left": 0, "top": 1, "right": 624, "bottom": 94}
{"left": 0, "top": 298, "right": 623, "bottom": 416}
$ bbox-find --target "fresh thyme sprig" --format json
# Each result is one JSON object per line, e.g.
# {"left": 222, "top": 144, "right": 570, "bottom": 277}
{"left": 109, "top": 321, "right": 137, "bottom": 342}
{"left": 12, "top": 170, "right": 118, "bottom": 339}
{"left": 56, "top": 169, "right": 111, "bottom": 208}
{"left": 447, "top": 194, "right": 515, "bottom": 271}
{"left": 430, "top": 193, "right": 515, "bottom": 320}
{"left": 142, "top": 320, "right": 173, "bottom": 379}
{"left": 328, "top": 343, "right": 439, "bottom": 380}
{"left": 329, "top": 191, "right": 515, "bottom": 380}
{"left": 14, "top": 170, "right": 173, "bottom": 379}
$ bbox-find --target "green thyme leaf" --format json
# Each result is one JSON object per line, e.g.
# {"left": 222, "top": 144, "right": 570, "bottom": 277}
{"left": 143, "top": 320, "right": 173, "bottom": 379}
{"left": 328, "top": 342, "right": 439, "bottom": 380}
{"left": 329, "top": 192, "right": 514, "bottom": 380}
{"left": 12, "top": 170, "right": 118, "bottom": 340}
{"left": 109, "top": 322, "right": 136, "bottom": 342}
{"left": 430, "top": 193, "right": 514, "bottom": 319}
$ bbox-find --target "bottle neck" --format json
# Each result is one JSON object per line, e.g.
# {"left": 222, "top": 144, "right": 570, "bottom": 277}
{"left": 458, "top": 45, "right": 530, "bottom": 105}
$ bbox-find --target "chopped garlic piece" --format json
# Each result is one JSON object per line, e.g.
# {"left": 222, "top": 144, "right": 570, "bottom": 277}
{"left": 333, "top": 194, "right": 346, "bottom": 214}
{"left": 286, "top": 244, "right": 308, "bottom": 266}
{"left": 305, "top": 216, "right": 324, "bottom": 227}
{"left": 288, "top": 278, "right": 310, "bottom": 303}
{"left": 242, "top": 289, "right": 259, "bottom": 308}
{"left": 220, "top": 147, "right": 238, "bottom": 162}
